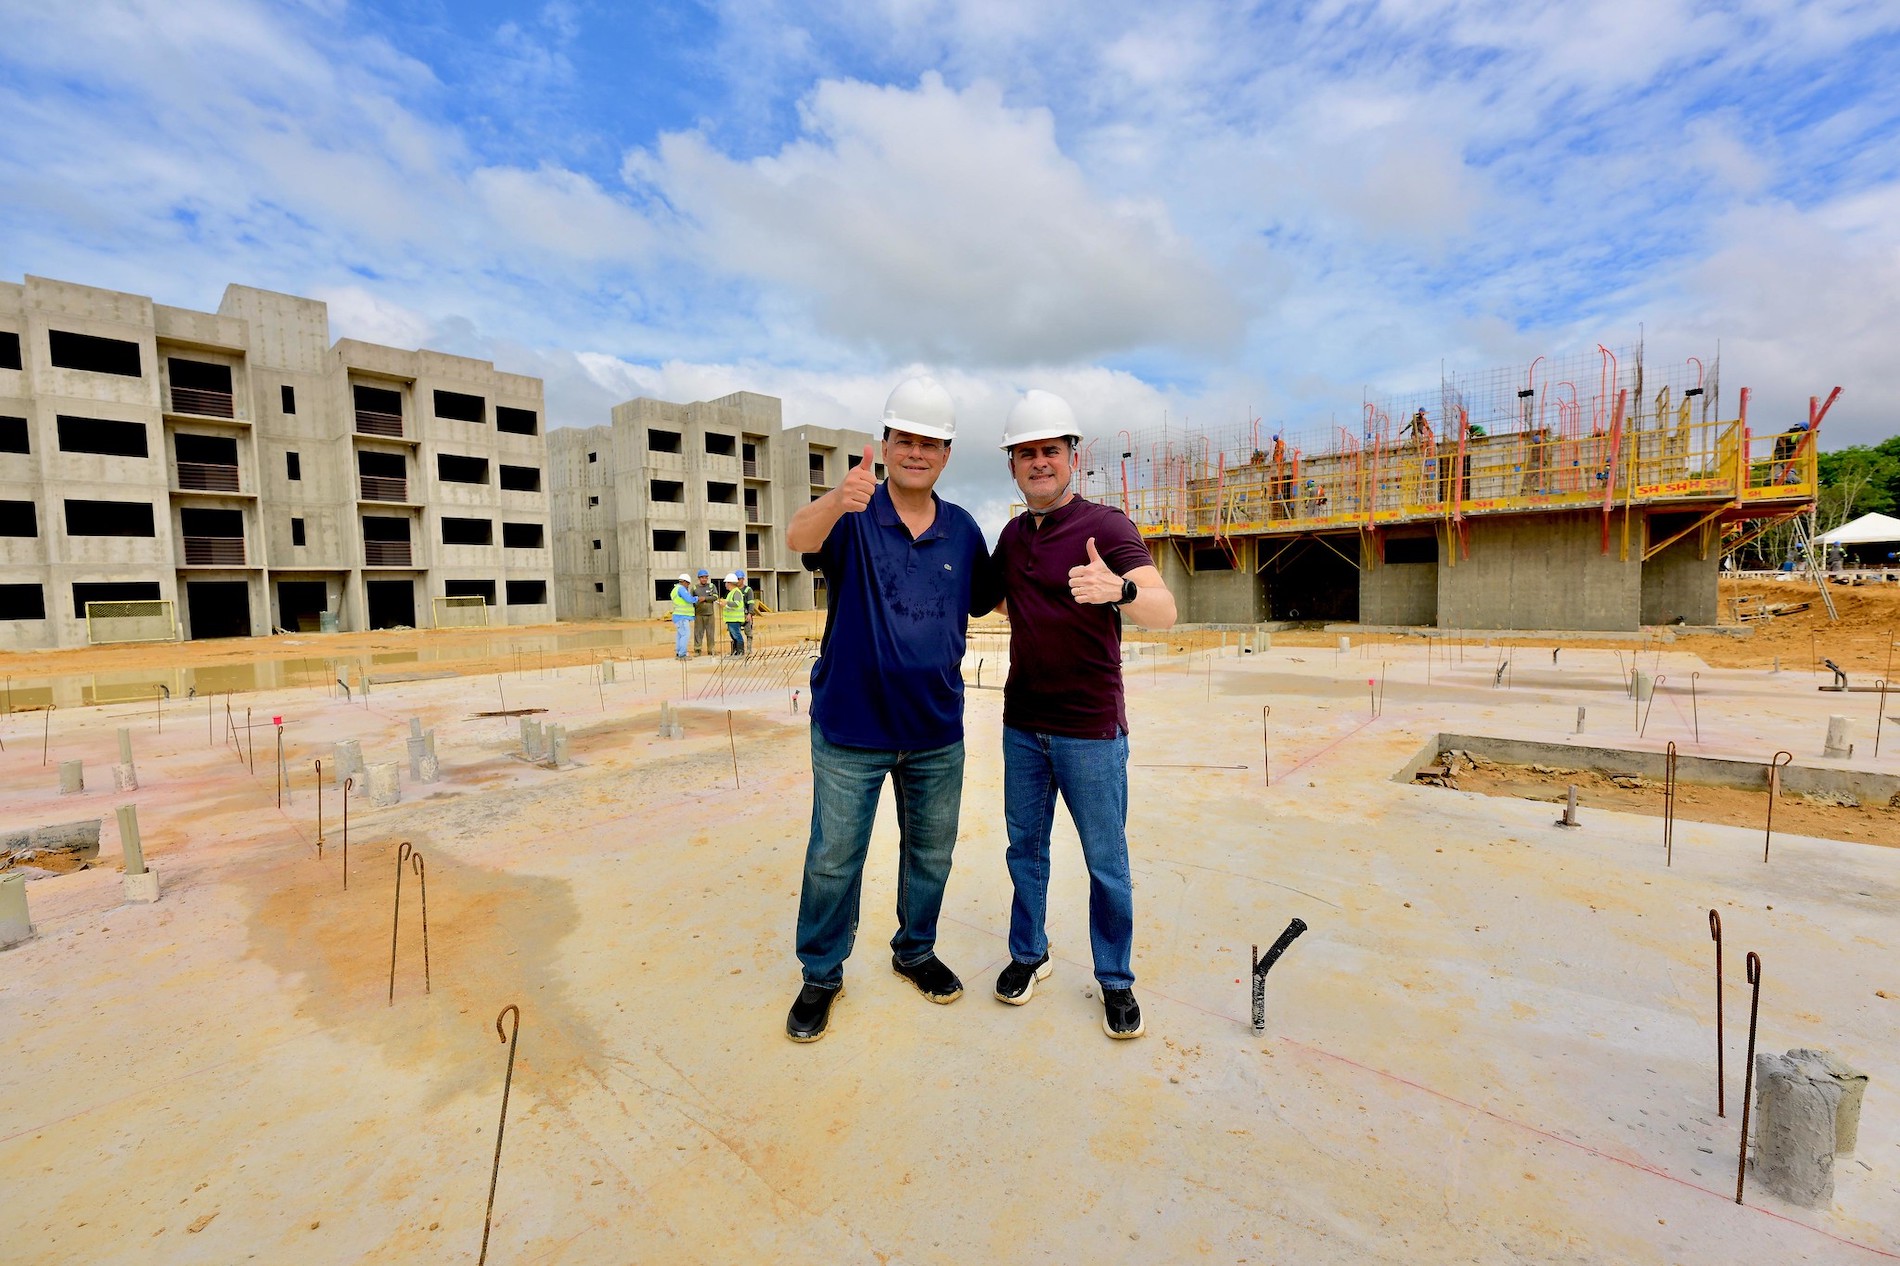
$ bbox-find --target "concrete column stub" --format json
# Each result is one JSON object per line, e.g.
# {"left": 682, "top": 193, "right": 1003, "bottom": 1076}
{"left": 115, "top": 804, "right": 146, "bottom": 876}
{"left": 1752, "top": 1050, "right": 1846, "bottom": 1207}
{"left": 366, "top": 762, "right": 401, "bottom": 808}
{"left": 334, "top": 740, "right": 364, "bottom": 787}
{"left": 1823, "top": 715, "right": 1853, "bottom": 759}
{"left": 113, "top": 763, "right": 139, "bottom": 792}
{"left": 1787, "top": 1048, "right": 1868, "bottom": 1155}
{"left": 0, "top": 873, "right": 32, "bottom": 948}
{"left": 59, "top": 760, "right": 85, "bottom": 795}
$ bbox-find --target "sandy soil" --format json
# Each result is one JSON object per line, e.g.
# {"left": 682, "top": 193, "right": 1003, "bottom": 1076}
{"left": 1435, "top": 757, "right": 1900, "bottom": 847}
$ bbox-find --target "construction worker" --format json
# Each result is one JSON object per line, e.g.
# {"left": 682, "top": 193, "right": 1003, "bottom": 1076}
{"left": 722, "top": 572, "right": 748, "bottom": 656}
{"left": 668, "top": 572, "right": 695, "bottom": 660}
{"left": 692, "top": 568, "right": 719, "bottom": 656}
{"left": 782, "top": 375, "right": 998, "bottom": 1042}
{"left": 738, "top": 569, "right": 758, "bottom": 646}
{"left": 990, "top": 389, "right": 1177, "bottom": 1040}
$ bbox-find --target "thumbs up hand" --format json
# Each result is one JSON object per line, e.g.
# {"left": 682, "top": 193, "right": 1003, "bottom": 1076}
{"left": 838, "top": 443, "right": 877, "bottom": 513}
{"left": 1068, "top": 537, "right": 1123, "bottom": 605}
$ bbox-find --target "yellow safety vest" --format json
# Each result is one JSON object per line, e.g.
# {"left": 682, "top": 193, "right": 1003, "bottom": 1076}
{"left": 722, "top": 588, "right": 746, "bottom": 623}
{"left": 670, "top": 584, "right": 695, "bottom": 618}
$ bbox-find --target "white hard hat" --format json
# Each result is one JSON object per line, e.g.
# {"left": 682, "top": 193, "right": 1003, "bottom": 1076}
{"left": 678, "top": 573, "right": 692, "bottom": 585}
{"left": 724, "top": 572, "right": 739, "bottom": 583}
{"left": 999, "top": 389, "right": 1081, "bottom": 451}
{"left": 883, "top": 375, "right": 956, "bottom": 442}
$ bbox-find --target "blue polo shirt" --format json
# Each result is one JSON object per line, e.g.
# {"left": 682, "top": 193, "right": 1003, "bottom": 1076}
{"left": 803, "top": 482, "right": 996, "bottom": 750}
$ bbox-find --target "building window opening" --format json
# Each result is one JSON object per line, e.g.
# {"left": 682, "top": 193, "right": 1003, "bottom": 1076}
{"left": 441, "top": 516, "right": 494, "bottom": 546}
{"left": 649, "top": 479, "right": 683, "bottom": 502}
{"left": 705, "top": 432, "right": 736, "bottom": 457}
{"left": 0, "top": 583, "right": 46, "bottom": 620}
{"left": 499, "top": 464, "right": 541, "bottom": 492}
{"left": 0, "top": 331, "right": 21, "bottom": 371}
{"left": 709, "top": 529, "right": 738, "bottom": 552}
{"left": 501, "top": 521, "right": 544, "bottom": 549}
{"left": 505, "top": 579, "right": 546, "bottom": 605}
{"left": 0, "top": 500, "right": 37, "bottom": 537}
{"left": 281, "top": 384, "right": 297, "bottom": 415}
{"left": 647, "top": 429, "right": 681, "bottom": 454}
{"left": 167, "top": 358, "right": 235, "bottom": 417}
{"left": 287, "top": 450, "right": 302, "bottom": 481}
{"left": 57, "top": 415, "right": 149, "bottom": 458}
{"left": 291, "top": 517, "right": 306, "bottom": 547}
{"left": 0, "top": 416, "right": 27, "bottom": 453}
{"left": 437, "top": 453, "right": 490, "bottom": 484}
{"left": 73, "top": 581, "right": 161, "bottom": 616}
{"left": 444, "top": 579, "right": 497, "bottom": 605}
{"left": 497, "top": 406, "right": 538, "bottom": 435}
{"left": 176, "top": 433, "right": 241, "bottom": 491}
{"left": 652, "top": 529, "right": 685, "bottom": 552}
{"left": 49, "top": 329, "right": 141, "bottom": 377}
{"left": 707, "top": 481, "right": 738, "bottom": 504}
{"left": 434, "top": 389, "right": 485, "bottom": 423}
{"left": 64, "top": 499, "right": 156, "bottom": 537}
{"left": 808, "top": 451, "right": 827, "bottom": 483}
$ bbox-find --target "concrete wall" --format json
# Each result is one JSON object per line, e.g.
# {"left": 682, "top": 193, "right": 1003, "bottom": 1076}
{"left": 1437, "top": 511, "right": 1641, "bottom": 632}
{"left": 1151, "top": 540, "right": 1265, "bottom": 623}
{"left": 1640, "top": 517, "right": 1719, "bottom": 625}
{"left": 548, "top": 426, "right": 618, "bottom": 619}
{"left": 1362, "top": 559, "right": 1438, "bottom": 625}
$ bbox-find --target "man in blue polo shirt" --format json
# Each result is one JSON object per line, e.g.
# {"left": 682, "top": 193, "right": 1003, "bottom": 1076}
{"left": 783, "top": 375, "right": 996, "bottom": 1042}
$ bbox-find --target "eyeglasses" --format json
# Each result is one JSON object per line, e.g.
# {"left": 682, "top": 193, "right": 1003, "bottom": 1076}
{"left": 888, "top": 438, "right": 945, "bottom": 455}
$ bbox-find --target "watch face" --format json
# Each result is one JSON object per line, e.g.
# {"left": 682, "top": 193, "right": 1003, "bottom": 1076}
{"left": 1121, "top": 578, "right": 1138, "bottom": 605}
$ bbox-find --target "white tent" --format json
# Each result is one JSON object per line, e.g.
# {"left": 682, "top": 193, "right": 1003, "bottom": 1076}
{"left": 1815, "top": 512, "right": 1900, "bottom": 545}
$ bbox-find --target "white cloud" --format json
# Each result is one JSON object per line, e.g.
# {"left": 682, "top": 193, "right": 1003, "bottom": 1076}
{"left": 469, "top": 166, "right": 652, "bottom": 262}
{"left": 624, "top": 72, "right": 1243, "bottom": 365}
{"left": 313, "top": 286, "right": 437, "bottom": 350}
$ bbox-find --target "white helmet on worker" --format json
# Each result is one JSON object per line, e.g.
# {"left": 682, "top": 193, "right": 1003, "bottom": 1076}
{"left": 882, "top": 375, "right": 957, "bottom": 442}
{"left": 677, "top": 573, "right": 692, "bottom": 585}
{"left": 724, "top": 572, "right": 739, "bottom": 584}
{"left": 999, "top": 389, "right": 1081, "bottom": 451}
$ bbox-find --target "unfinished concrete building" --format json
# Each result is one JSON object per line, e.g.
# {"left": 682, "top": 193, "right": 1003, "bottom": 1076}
{"left": 548, "top": 392, "right": 875, "bottom": 618}
{"left": 0, "top": 275, "right": 555, "bottom": 647}
{"left": 1084, "top": 346, "right": 1830, "bottom": 631}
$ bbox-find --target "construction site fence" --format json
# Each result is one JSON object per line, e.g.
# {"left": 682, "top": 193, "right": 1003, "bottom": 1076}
{"left": 1076, "top": 419, "right": 1816, "bottom": 540}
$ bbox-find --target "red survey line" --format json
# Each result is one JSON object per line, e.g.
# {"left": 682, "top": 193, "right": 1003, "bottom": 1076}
{"left": 1277, "top": 714, "right": 1379, "bottom": 780}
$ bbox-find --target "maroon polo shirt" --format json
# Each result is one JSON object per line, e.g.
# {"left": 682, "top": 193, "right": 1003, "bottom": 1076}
{"left": 994, "top": 496, "right": 1155, "bottom": 739}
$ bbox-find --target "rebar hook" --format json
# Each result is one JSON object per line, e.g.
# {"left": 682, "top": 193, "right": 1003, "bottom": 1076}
{"left": 481, "top": 1004, "right": 523, "bottom": 1266}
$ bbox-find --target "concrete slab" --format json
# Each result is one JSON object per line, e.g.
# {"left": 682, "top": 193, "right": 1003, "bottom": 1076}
{"left": 0, "top": 632, "right": 1894, "bottom": 1263}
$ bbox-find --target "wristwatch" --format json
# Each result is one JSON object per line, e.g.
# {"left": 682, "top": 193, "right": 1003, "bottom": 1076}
{"left": 1112, "top": 577, "right": 1138, "bottom": 607}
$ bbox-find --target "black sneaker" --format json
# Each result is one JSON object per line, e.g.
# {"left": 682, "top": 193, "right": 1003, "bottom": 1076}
{"left": 786, "top": 983, "right": 841, "bottom": 1042}
{"left": 891, "top": 953, "right": 963, "bottom": 1003}
{"left": 994, "top": 953, "right": 1052, "bottom": 1005}
{"left": 1102, "top": 987, "right": 1144, "bottom": 1039}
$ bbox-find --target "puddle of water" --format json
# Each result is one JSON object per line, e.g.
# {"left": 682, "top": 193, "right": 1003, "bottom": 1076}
{"left": 5, "top": 621, "right": 697, "bottom": 714}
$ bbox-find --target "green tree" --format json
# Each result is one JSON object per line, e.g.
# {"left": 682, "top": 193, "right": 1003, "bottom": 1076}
{"left": 1815, "top": 443, "right": 1900, "bottom": 529}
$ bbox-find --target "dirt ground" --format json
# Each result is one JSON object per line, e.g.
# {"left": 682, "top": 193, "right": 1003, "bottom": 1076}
{"left": 1437, "top": 757, "right": 1900, "bottom": 848}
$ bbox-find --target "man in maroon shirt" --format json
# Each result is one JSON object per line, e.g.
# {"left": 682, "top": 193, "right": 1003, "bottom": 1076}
{"left": 990, "top": 390, "right": 1177, "bottom": 1038}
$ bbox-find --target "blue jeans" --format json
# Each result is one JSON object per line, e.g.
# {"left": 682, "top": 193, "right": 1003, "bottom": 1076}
{"left": 795, "top": 727, "right": 965, "bottom": 989}
{"left": 673, "top": 614, "right": 693, "bottom": 657}
{"left": 1002, "top": 725, "right": 1134, "bottom": 989}
{"left": 726, "top": 622, "right": 746, "bottom": 655}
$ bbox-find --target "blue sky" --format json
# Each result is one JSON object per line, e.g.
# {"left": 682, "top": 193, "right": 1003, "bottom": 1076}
{"left": 3, "top": 0, "right": 1898, "bottom": 528}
